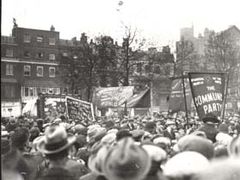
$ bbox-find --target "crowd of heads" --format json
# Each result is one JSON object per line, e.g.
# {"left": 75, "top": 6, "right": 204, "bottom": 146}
{"left": 1, "top": 112, "right": 240, "bottom": 180}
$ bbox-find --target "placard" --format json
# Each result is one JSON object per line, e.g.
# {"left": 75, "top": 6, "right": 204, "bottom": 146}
{"left": 66, "top": 96, "right": 95, "bottom": 124}
{"left": 93, "top": 86, "right": 134, "bottom": 107}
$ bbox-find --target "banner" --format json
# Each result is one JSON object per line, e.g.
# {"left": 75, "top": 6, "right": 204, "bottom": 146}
{"left": 93, "top": 86, "right": 134, "bottom": 107}
{"left": 188, "top": 72, "right": 225, "bottom": 120}
{"left": 168, "top": 78, "right": 192, "bottom": 113}
{"left": 66, "top": 96, "right": 95, "bottom": 124}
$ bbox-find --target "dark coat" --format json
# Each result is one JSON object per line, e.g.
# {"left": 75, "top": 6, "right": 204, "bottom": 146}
{"left": 198, "top": 123, "right": 218, "bottom": 143}
{"left": 36, "top": 167, "right": 77, "bottom": 180}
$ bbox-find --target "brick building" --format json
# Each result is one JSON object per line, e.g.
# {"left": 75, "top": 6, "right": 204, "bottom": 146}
{"left": 1, "top": 25, "right": 64, "bottom": 117}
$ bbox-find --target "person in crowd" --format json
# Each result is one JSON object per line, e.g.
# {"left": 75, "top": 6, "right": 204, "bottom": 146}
{"left": 197, "top": 113, "right": 219, "bottom": 143}
{"left": 163, "top": 151, "right": 210, "bottom": 180}
{"left": 1, "top": 138, "right": 25, "bottom": 180}
{"left": 2, "top": 111, "right": 240, "bottom": 180}
{"left": 6, "top": 116, "right": 18, "bottom": 132}
{"left": 37, "top": 125, "right": 89, "bottom": 180}
{"left": 173, "top": 135, "right": 214, "bottom": 160}
{"left": 102, "top": 137, "right": 151, "bottom": 180}
{"left": 141, "top": 143, "right": 168, "bottom": 180}
{"left": 10, "top": 127, "right": 33, "bottom": 180}
{"left": 163, "top": 121, "right": 176, "bottom": 140}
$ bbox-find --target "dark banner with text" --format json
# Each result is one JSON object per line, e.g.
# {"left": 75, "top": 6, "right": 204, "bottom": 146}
{"left": 188, "top": 72, "right": 225, "bottom": 120}
{"left": 169, "top": 78, "right": 192, "bottom": 113}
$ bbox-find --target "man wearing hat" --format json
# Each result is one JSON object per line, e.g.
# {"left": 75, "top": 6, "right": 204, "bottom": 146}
{"left": 197, "top": 113, "right": 219, "bottom": 143}
{"left": 37, "top": 125, "right": 89, "bottom": 179}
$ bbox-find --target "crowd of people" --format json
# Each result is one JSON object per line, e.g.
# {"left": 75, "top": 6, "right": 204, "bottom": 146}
{"left": 1, "top": 112, "right": 240, "bottom": 180}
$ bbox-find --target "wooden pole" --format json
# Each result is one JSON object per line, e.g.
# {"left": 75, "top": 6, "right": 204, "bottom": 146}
{"left": 221, "top": 72, "right": 229, "bottom": 121}
{"left": 182, "top": 72, "right": 189, "bottom": 130}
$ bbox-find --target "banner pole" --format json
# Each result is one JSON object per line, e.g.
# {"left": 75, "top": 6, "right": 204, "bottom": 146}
{"left": 221, "top": 72, "right": 229, "bottom": 121}
{"left": 182, "top": 72, "right": 189, "bottom": 129}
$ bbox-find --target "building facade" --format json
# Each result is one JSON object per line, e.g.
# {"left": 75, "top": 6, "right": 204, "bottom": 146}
{"left": 1, "top": 25, "right": 64, "bottom": 117}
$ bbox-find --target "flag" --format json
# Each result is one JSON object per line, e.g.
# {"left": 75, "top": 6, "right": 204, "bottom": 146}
{"left": 168, "top": 77, "right": 192, "bottom": 113}
{"left": 188, "top": 72, "right": 225, "bottom": 120}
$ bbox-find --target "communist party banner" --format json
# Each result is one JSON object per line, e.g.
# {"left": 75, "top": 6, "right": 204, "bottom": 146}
{"left": 188, "top": 72, "right": 225, "bottom": 120}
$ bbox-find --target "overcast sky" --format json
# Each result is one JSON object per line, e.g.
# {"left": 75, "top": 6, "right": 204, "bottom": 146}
{"left": 2, "top": 0, "right": 240, "bottom": 49}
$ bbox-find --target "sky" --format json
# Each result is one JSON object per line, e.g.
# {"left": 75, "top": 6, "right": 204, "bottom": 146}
{"left": 2, "top": 0, "right": 240, "bottom": 50}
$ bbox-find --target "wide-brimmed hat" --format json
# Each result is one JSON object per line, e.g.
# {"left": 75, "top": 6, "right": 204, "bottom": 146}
{"left": 38, "top": 125, "right": 76, "bottom": 154}
{"left": 103, "top": 137, "right": 151, "bottom": 180}
{"left": 88, "top": 144, "right": 110, "bottom": 175}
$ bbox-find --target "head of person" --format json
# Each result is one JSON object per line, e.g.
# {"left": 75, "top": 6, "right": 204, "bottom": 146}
{"left": 103, "top": 137, "right": 151, "bottom": 180}
{"left": 163, "top": 151, "right": 210, "bottom": 180}
{"left": 141, "top": 143, "right": 167, "bottom": 174}
{"left": 10, "top": 127, "right": 30, "bottom": 151}
{"left": 174, "top": 135, "right": 214, "bottom": 160}
{"left": 38, "top": 125, "right": 76, "bottom": 161}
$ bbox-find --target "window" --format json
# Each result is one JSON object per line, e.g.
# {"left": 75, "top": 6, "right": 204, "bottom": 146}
{"left": 49, "top": 38, "right": 56, "bottom": 45}
{"left": 29, "top": 88, "right": 34, "bottom": 96}
{"left": 24, "top": 87, "right": 29, "bottom": 96}
{"left": 62, "top": 52, "right": 68, "bottom": 57}
{"left": 24, "top": 51, "right": 31, "bottom": 58}
{"left": 23, "top": 87, "right": 37, "bottom": 97}
{"left": 24, "top": 34, "right": 31, "bottom": 43}
{"left": 4, "top": 85, "right": 15, "bottom": 98}
{"left": 48, "top": 88, "right": 53, "bottom": 94}
{"left": 37, "top": 36, "right": 43, "bottom": 42}
{"left": 36, "top": 52, "right": 44, "bottom": 59}
{"left": 49, "top": 67, "right": 55, "bottom": 77}
{"left": 36, "top": 66, "right": 43, "bottom": 77}
{"left": 41, "top": 88, "right": 47, "bottom": 94}
{"left": 53, "top": 88, "right": 60, "bottom": 95}
{"left": 24, "top": 65, "right": 31, "bottom": 76}
{"left": 6, "top": 49, "right": 13, "bottom": 57}
{"left": 6, "top": 64, "right": 14, "bottom": 76}
{"left": 49, "top": 54, "right": 56, "bottom": 60}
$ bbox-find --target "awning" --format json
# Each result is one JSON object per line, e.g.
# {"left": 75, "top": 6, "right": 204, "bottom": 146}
{"left": 126, "top": 88, "right": 150, "bottom": 108}
{"left": 1, "top": 78, "right": 18, "bottom": 83}
{"left": 23, "top": 80, "right": 61, "bottom": 88}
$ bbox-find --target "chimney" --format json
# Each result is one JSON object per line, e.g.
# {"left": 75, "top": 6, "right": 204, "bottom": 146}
{"left": 50, "top": 25, "right": 55, "bottom": 31}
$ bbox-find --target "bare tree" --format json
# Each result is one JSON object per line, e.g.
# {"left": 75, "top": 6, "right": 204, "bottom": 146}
{"left": 119, "top": 26, "right": 146, "bottom": 86}
{"left": 205, "top": 31, "right": 238, "bottom": 72}
{"left": 175, "top": 38, "right": 199, "bottom": 75}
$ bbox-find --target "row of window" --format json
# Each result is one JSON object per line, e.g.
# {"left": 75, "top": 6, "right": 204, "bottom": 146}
{"left": 5, "top": 49, "right": 56, "bottom": 60}
{"left": 21, "top": 87, "right": 61, "bottom": 97}
{"left": 24, "top": 34, "right": 56, "bottom": 45}
{"left": 6, "top": 64, "right": 56, "bottom": 77}
{"left": 24, "top": 51, "right": 56, "bottom": 60}
{"left": 134, "top": 63, "right": 173, "bottom": 75}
